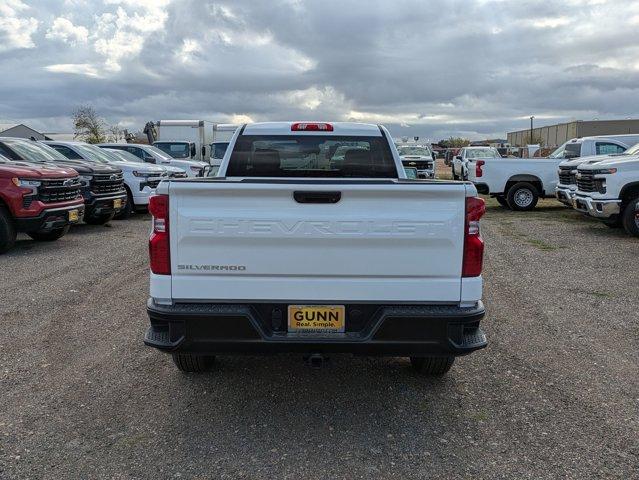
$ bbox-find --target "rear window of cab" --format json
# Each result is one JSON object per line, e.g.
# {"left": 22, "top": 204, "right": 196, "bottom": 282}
{"left": 224, "top": 135, "right": 397, "bottom": 178}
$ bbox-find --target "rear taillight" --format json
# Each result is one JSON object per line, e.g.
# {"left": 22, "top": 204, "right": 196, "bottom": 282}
{"left": 291, "top": 122, "right": 334, "bottom": 132}
{"left": 462, "top": 196, "right": 485, "bottom": 277}
{"left": 475, "top": 160, "right": 485, "bottom": 178}
{"left": 149, "top": 194, "right": 170, "bottom": 275}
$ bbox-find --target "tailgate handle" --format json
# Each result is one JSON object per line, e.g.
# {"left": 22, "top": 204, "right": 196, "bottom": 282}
{"left": 293, "top": 191, "right": 341, "bottom": 204}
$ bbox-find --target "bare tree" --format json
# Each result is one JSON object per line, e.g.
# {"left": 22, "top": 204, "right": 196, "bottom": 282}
{"left": 524, "top": 133, "right": 545, "bottom": 146}
{"left": 72, "top": 105, "right": 107, "bottom": 144}
{"left": 107, "top": 124, "right": 126, "bottom": 143}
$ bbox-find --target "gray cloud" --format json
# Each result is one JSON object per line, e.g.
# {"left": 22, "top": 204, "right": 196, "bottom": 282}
{"left": 0, "top": 0, "right": 638, "bottom": 141}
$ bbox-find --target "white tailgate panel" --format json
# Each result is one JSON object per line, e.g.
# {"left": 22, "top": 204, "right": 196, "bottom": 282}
{"left": 170, "top": 182, "right": 466, "bottom": 303}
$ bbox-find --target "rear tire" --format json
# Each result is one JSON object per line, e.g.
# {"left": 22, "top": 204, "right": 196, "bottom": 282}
{"left": 495, "top": 195, "right": 510, "bottom": 208}
{"left": 84, "top": 212, "right": 115, "bottom": 225}
{"left": 172, "top": 353, "right": 215, "bottom": 373}
{"left": 28, "top": 225, "right": 69, "bottom": 242}
{"left": 621, "top": 196, "right": 639, "bottom": 237}
{"left": 0, "top": 206, "right": 17, "bottom": 254}
{"left": 114, "top": 190, "right": 133, "bottom": 220}
{"left": 506, "top": 182, "right": 539, "bottom": 211}
{"left": 410, "top": 356, "right": 455, "bottom": 375}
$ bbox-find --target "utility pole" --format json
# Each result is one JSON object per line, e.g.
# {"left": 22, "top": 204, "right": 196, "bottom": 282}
{"left": 529, "top": 115, "right": 535, "bottom": 144}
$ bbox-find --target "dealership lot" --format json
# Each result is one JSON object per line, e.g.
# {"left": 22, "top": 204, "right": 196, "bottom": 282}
{"left": 1, "top": 201, "right": 638, "bottom": 479}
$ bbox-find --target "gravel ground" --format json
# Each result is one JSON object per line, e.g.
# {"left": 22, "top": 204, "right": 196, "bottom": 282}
{"left": 0, "top": 200, "right": 638, "bottom": 479}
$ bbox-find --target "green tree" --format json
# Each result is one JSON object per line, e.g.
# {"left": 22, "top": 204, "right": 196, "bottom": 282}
{"left": 440, "top": 137, "right": 471, "bottom": 148}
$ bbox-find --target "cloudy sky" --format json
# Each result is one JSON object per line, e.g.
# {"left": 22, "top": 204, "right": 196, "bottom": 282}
{"left": 1, "top": 0, "right": 639, "bottom": 141}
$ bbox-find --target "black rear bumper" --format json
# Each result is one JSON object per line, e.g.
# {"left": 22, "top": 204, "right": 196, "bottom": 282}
{"left": 145, "top": 299, "right": 487, "bottom": 357}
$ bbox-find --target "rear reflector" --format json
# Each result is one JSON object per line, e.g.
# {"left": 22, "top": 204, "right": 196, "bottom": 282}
{"left": 462, "top": 196, "right": 485, "bottom": 277}
{"left": 291, "top": 122, "right": 334, "bottom": 132}
{"left": 149, "top": 194, "right": 170, "bottom": 275}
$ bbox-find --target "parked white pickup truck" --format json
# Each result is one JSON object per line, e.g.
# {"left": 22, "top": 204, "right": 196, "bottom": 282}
{"left": 97, "top": 143, "right": 207, "bottom": 178}
{"left": 452, "top": 146, "right": 501, "bottom": 181}
{"left": 43, "top": 140, "right": 168, "bottom": 219}
{"left": 554, "top": 135, "right": 639, "bottom": 206}
{"left": 396, "top": 144, "right": 436, "bottom": 179}
{"left": 466, "top": 155, "right": 561, "bottom": 210}
{"left": 572, "top": 152, "right": 639, "bottom": 235}
{"left": 144, "top": 122, "right": 487, "bottom": 375}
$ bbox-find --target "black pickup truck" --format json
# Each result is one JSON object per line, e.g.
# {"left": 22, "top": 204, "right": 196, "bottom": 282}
{"left": 0, "top": 138, "right": 127, "bottom": 225}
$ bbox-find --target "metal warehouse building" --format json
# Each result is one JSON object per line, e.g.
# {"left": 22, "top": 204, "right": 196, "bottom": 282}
{"left": 507, "top": 119, "right": 639, "bottom": 147}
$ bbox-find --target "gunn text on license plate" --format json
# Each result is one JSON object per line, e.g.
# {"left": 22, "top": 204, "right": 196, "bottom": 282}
{"left": 288, "top": 305, "right": 345, "bottom": 333}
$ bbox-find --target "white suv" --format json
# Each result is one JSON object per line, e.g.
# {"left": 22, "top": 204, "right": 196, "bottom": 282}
{"left": 97, "top": 143, "right": 207, "bottom": 178}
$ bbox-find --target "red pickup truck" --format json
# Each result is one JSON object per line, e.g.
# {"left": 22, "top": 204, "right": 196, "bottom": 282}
{"left": 0, "top": 157, "right": 85, "bottom": 253}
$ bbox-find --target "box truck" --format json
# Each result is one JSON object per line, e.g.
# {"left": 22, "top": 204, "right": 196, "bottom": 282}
{"left": 153, "top": 120, "right": 214, "bottom": 162}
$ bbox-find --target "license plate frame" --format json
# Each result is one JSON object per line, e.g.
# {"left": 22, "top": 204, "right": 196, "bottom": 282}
{"left": 288, "top": 305, "right": 346, "bottom": 333}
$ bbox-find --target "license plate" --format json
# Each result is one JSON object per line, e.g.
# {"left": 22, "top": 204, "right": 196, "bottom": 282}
{"left": 288, "top": 305, "right": 345, "bottom": 333}
{"left": 113, "top": 199, "right": 122, "bottom": 209}
{"left": 68, "top": 209, "right": 79, "bottom": 222}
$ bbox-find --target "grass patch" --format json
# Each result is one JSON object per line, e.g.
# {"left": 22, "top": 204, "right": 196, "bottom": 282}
{"left": 524, "top": 238, "right": 562, "bottom": 251}
{"left": 470, "top": 410, "right": 489, "bottom": 422}
{"left": 589, "top": 291, "right": 613, "bottom": 299}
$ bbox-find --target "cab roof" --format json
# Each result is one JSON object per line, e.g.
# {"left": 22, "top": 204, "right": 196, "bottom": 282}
{"left": 242, "top": 122, "right": 382, "bottom": 137}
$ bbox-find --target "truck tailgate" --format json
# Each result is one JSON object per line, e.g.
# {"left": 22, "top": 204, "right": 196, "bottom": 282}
{"left": 169, "top": 181, "right": 467, "bottom": 303}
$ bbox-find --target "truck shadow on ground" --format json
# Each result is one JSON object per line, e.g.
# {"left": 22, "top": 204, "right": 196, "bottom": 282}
{"left": 144, "top": 354, "right": 475, "bottom": 469}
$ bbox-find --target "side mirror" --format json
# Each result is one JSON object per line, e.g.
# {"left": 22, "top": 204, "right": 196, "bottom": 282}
{"left": 404, "top": 167, "right": 418, "bottom": 179}
{"left": 144, "top": 155, "right": 156, "bottom": 164}
{"left": 202, "top": 165, "right": 212, "bottom": 177}
{"left": 201, "top": 145, "right": 206, "bottom": 158}
{"left": 455, "top": 155, "right": 462, "bottom": 161}
{"left": 190, "top": 143, "right": 196, "bottom": 158}
{"left": 432, "top": 152, "right": 437, "bottom": 160}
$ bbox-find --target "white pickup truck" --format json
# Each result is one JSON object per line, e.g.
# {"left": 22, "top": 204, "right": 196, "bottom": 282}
{"left": 144, "top": 122, "right": 487, "bottom": 375}
{"left": 452, "top": 146, "right": 501, "bottom": 181}
{"left": 554, "top": 135, "right": 639, "bottom": 206}
{"left": 396, "top": 144, "right": 436, "bottom": 179}
{"left": 97, "top": 143, "right": 207, "bottom": 178}
{"left": 467, "top": 155, "right": 562, "bottom": 210}
{"left": 572, "top": 152, "right": 639, "bottom": 235}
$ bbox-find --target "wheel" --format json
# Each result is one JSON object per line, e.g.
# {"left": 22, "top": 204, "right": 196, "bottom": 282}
{"left": 621, "top": 196, "right": 639, "bottom": 236}
{"left": 84, "top": 212, "right": 115, "bottom": 225}
{"left": 410, "top": 356, "right": 455, "bottom": 375}
{"left": 0, "top": 206, "right": 17, "bottom": 254}
{"left": 172, "top": 353, "right": 215, "bottom": 373}
{"left": 114, "top": 190, "right": 133, "bottom": 220}
{"left": 506, "top": 182, "right": 539, "bottom": 211}
{"left": 602, "top": 216, "right": 622, "bottom": 228}
{"left": 495, "top": 195, "right": 510, "bottom": 208}
{"left": 28, "top": 225, "right": 69, "bottom": 241}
